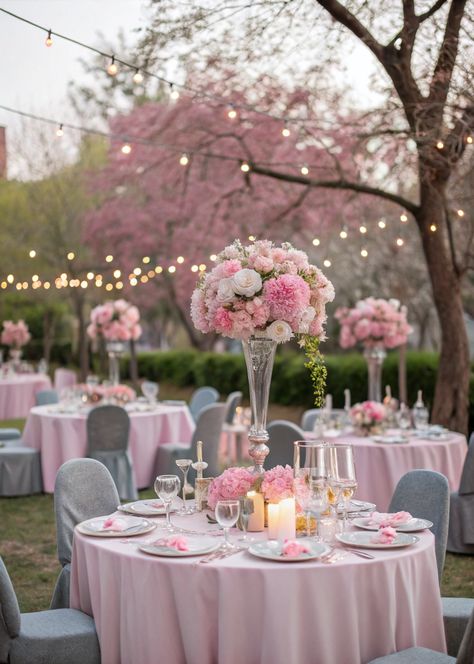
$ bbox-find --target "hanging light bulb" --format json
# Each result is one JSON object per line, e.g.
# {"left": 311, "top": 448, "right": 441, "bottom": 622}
{"left": 400, "top": 213, "right": 408, "bottom": 222}
{"left": 312, "top": 238, "right": 320, "bottom": 246}
{"left": 121, "top": 144, "right": 132, "bottom": 155}
{"left": 45, "top": 29, "right": 53, "bottom": 47}
{"left": 281, "top": 125, "right": 291, "bottom": 138}
{"left": 457, "top": 209, "right": 465, "bottom": 218}
{"left": 133, "top": 69, "right": 143, "bottom": 84}
{"left": 339, "top": 228, "right": 348, "bottom": 239}
{"left": 323, "top": 259, "right": 332, "bottom": 268}
{"left": 240, "top": 162, "right": 250, "bottom": 172}
{"left": 430, "top": 224, "right": 437, "bottom": 232}
{"left": 179, "top": 153, "right": 189, "bottom": 166}
{"left": 467, "top": 136, "right": 473, "bottom": 144}
{"left": 359, "top": 225, "right": 367, "bottom": 234}
{"left": 396, "top": 238, "right": 404, "bottom": 246}
{"left": 378, "top": 219, "right": 386, "bottom": 229}
{"left": 227, "top": 106, "right": 237, "bottom": 120}
{"left": 107, "top": 55, "right": 118, "bottom": 76}
{"left": 300, "top": 166, "right": 309, "bottom": 175}
{"left": 436, "top": 140, "right": 444, "bottom": 150}
{"left": 29, "top": 249, "right": 36, "bottom": 258}
{"left": 169, "top": 83, "right": 180, "bottom": 100}
{"left": 360, "top": 248, "right": 368, "bottom": 258}
{"left": 56, "top": 124, "right": 64, "bottom": 137}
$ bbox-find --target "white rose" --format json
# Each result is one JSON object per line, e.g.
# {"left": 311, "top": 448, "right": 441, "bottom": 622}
{"left": 216, "top": 278, "right": 235, "bottom": 303}
{"left": 231, "top": 268, "right": 262, "bottom": 297}
{"left": 266, "top": 320, "right": 293, "bottom": 344}
{"left": 298, "top": 306, "right": 316, "bottom": 333}
{"left": 389, "top": 298, "right": 400, "bottom": 310}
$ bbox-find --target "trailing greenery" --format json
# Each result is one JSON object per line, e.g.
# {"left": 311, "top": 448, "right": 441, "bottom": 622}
{"left": 302, "top": 336, "right": 327, "bottom": 408}
{"left": 121, "top": 349, "right": 474, "bottom": 431}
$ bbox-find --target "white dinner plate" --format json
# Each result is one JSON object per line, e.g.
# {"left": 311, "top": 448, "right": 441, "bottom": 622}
{"left": 247, "top": 540, "right": 331, "bottom": 562}
{"left": 351, "top": 517, "right": 433, "bottom": 532}
{"left": 76, "top": 515, "right": 156, "bottom": 537}
{"left": 139, "top": 536, "right": 219, "bottom": 557}
{"left": 336, "top": 531, "right": 419, "bottom": 549}
{"left": 372, "top": 435, "right": 406, "bottom": 444}
{"left": 118, "top": 500, "right": 176, "bottom": 517}
{"left": 337, "top": 500, "right": 376, "bottom": 514}
{"left": 161, "top": 400, "right": 186, "bottom": 406}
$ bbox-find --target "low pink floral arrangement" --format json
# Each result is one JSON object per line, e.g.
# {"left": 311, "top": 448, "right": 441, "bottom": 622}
{"left": 77, "top": 383, "right": 136, "bottom": 405}
{"left": 87, "top": 299, "right": 142, "bottom": 342}
{"left": 261, "top": 465, "right": 294, "bottom": 503}
{"left": 1, "top": 320, "right": 31, "bottom": 348}
{"left": 335, "top": 297, "right": 411, "bottom": 350}
{"left": 351, "top": 401, "right": 387, "bottom": 434}
{"left": 208, "top": 464, "right": 296, "bottom": 510}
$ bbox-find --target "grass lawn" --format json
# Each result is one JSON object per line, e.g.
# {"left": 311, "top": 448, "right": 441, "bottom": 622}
{"left": 1, "top": 398, "right": 473, "bottom": 611}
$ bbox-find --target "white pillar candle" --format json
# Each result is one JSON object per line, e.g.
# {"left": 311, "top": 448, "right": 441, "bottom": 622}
{"left": 267, "top": 504, "right": 280, "bottom": 540}
{"left": 277, "top": 497, "right": 296, "bottom": 541}
{"left": 325, "top": 394, "right": 333, "bottom": 412}
{"left": 344, "top": 389, "right": 351, "bottom": 410}
{"left": 246, "top": 491, "right": 264, "bottom": 532}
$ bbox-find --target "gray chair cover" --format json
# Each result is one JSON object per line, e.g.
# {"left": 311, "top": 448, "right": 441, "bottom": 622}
{"left": 50, "top": 458, "right": 120, "bottom": 610}
{"left": 86, "top": 404, "right": 137, "bottom": 501}
{"left": 367, "top": 603, "right": 474, "bottom": 664}
{"left": 224, "top": 391, "right": 243, "bottom": 425}
{"left": 389, "top": 469, "right": 449, "bottom": 580}
{"left": 0, "top": 447, "right": 42, "bottom": 496}
{"left": 0, "top": 556, "right": 100, "bottom": 664}
{"left": 155, "top": 403, "right": 226, "bottom": 481}
{"left": 267, "top": 420, "right": 306, "bottom": 468}
{"left": 447, "top": 433, "right": 474, "bottom": 553}
{"left": 300, "top": 408, "right": 345, "bottom": 430}
{"left": 35, "top": 389, "right": 59, "bottom": 406}
{"left": 0, "top": 428, "right": 21, "bottom": 441}
{"left": 441, "top": 597, "right": 474, "bottom": 657}
{"left": 189, "top": 386, "right": 219, "bottom": 421}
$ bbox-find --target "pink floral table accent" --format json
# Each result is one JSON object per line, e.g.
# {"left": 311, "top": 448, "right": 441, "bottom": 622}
{"left": 70, "top": 511, "right": 445, "bottom": 664}
{"left": 22, "top": 403, "right": 194, "bottom": 492}
{"left": 0, "top": 373, "right": 51, "bottom": 419}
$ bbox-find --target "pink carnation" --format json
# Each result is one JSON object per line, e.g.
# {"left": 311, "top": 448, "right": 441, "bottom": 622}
{"left": 261, "top": 465, "right": 294, "bottom": 503}
{"left": 207, "top": 467, "right": 256, "bottom": 510}
{"left": 213, "top": 307, "right": 233, "bottom": 334}
{"left": 263, "top": 274, "right": 310, "bottom": 323}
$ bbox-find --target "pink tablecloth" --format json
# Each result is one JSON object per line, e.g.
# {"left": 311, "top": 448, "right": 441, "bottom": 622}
{"left": 23, "top": 404, "right": 195, "bottom": 492}
{"left": 70, "top": 512, "right": 445, "bottom": 664}
{"left": 306, "top": 430, "right": 467, "bottom": 511}
{"left": 0, "top": 374, "right": 52, "bottom": 419}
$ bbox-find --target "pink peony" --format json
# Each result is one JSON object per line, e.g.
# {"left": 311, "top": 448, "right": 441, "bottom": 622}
{"left": 207, "top": 467, "right": 257, "bottom": 510}
{"left": 261, "top": 465, "right": 294, "bottom": 503}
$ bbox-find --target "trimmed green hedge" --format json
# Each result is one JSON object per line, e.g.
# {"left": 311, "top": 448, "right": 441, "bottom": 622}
{"left": 122, "top": 349, "right": 474, "bottom": 431}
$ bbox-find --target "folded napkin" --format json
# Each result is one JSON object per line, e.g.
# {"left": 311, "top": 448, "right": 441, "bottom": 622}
{"left": 153, "top": 536, "right": 189, "bottom": 551}
{"left": 146, "top": 501, "right": 164, "bottom": 510}
{"left": 101, "top": 517, "right": 129, "bottom": 532}
{"left": 282, "top": 539, "right": 311, "bottom": 557}
{"left": 371, "top": 526, "right": 397, "bottom": 545}
{"left": 368, "top": 511, "right": 413, "bottom": 528}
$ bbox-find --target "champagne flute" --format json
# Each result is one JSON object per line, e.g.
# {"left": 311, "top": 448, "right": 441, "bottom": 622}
{"left": 327, "top": 444, "right": 357, "bottom": 531}
{"left": 175, "top": 459, "right": 194, "bottom": 514}
{"left": 215, "top": 500, "right": 240, "bottom": 549}
{"left": 308, "top": 476, "right": 330, "bottom": 542}
{"left": 237, "top": 497, "right": 255, "bottom": 546}
{"left": 154, "top": 474, "right": 180, "bottom": 531}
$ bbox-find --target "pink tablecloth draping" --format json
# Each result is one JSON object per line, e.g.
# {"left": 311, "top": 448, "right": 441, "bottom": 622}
{"left": 70, "top": 512, "right": 446, "bottom": 664}
{"left": 0, "top": 374, "right": 52, "bottom": 419}
{"left": 22, "top": 404, "right": 195, "bottom": 492}
{"left": 306, "top": 430, "right": 467, "bottom": 511}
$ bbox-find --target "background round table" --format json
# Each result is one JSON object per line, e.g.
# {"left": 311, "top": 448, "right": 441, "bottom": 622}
{"left": 0, "top": 373, "right": 52, "bottom": 419}
{"left": 23, "top": 403, "right": 195, "bottom": 492}
{"left": 70, "top": 512, "right": 445, "bottom": 664}
{"left": 306, "top": 430, "right": 467, "bottom": 511}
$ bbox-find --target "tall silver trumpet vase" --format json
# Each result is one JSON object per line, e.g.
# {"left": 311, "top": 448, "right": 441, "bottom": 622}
{"left": 106, "top": 340, "right": 126, "bottom": 386}
{"left": 242, "top": 337, "right": 277, "bottom": 474}
{"left": 363, "top": 347, "right": 386, "bottom": 403}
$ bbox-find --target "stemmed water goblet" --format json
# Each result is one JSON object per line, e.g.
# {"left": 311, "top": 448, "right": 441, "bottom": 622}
{"left": 215, "top": 500, "right": 240, "bottom": 549}
{"left": 327, "top": 444, "right": 357, "bottom": 531}
{"left": 175, "top": 459, "right": 194, "bottom": 514}
{"left": 307, "top": 474, "right": 330, "bottom": 542}
{"left": 237, "top": 497, "right": 255, "bottom": 547}
{"left": 154, "top": 474, "right": 181, "bottom": 532}
{"left": 142, "top": 380, "right": 159, "bottom": 406}
{"left": 294, "top": 441, "right": 331, "bottom": 538}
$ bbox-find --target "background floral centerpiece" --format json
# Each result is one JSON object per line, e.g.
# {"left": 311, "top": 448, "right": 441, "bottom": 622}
{"left": 1, "top": 320, "right": 31, "bottom": 365}
{"left": 350, "top": 401, "right": 387, "bottom": 436}
{"left": 191, "top": 239, "right": 334, "bottom": 473}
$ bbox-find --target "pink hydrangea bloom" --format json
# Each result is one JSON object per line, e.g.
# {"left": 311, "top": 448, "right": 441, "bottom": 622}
{"left": 263, "top": 274, "right": 310, "bottom": 323}
{"left": 207, "top": 467, "right": 257, "bottom": 510}
{"left": 261, "top": 465, "right": 294, "bottom": 503}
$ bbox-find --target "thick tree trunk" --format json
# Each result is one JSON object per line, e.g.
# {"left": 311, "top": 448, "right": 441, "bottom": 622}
{"left": 416, "top": 184, "right": 469, "bottom": 435}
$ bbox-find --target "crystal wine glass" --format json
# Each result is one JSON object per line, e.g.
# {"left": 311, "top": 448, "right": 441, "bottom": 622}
{"left": 154, "top": 474, "right": 180, "bottom": 532}
{"left": 215, "top": 500, "right": 240, "bottom": 549}
{"left": 294, "top": 442, "right": 330, "bottom": 537}
{"left": 307, "top": 475, "right": 330, "bottom": 542}
{"left": 175, "top": 459, "right": 194, "bottom": 514}
{"left": 237, "top": 497, "right": 255, "bottom": 546}
{"left": 142, "top": 380, "right": 159, "bottom": 405}
{"left": 327, "top": 444, "right": 357, "bottom": 531}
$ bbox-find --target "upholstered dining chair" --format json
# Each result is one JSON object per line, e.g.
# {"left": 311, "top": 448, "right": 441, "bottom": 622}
{"left": 0, "top": 428, "right": 21, "bottom": 442}
{"left": 53, "top": 368, "right": 77, "bottom": 393}
{"left": 447, "top": 433, "right": 474, "bottom": 554}
{"left": 189, "top": 386, "right": 219, "bottom": 421}
{"left": 224, "top": 391, "right": 243, "bottom": 425}
{"left": 35, "top": 389, "right": 59, "bottom": 406}
{"left": 0, "top": 556, "right": 100, "bottom": 664}
{"left": 154, "top": 402, "right": 226, "bottom": 481}
{"left": 50, "top": 458, "right": 120, "bottom": 610}
{"left": 300, "top": 408, "right": 344, "bottom": 431}
{"left": 222, "top": 391, "right": 244, "bottom": 463}
{"left": 367, "top": 603, "right": 474, "bottom": 664}
{"left": 266, "top": 420, "right": 306, "bottom": 468}
{"left": 0, "top": 446, "right": 42, "bottom": 496}
{"left": 86, "top": 404, "right": 138, "bottom": 501}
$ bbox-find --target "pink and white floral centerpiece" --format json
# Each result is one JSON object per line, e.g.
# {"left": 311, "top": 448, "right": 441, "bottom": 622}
{"left": 335, "top": 297, "right": 411, "bottom": 350}
{"left": 191, "top": 239, "right": 334, "bottom": 473}
{"left": 1, "top": 320, "right": 31, "bottom": 349}
{"left": 350, "top": 401, "right": 387, "bottom": 436}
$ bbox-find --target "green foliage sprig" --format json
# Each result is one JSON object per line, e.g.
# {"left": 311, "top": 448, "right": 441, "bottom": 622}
{"left": 302, "top": 335, "right": 327, "bottom": 407}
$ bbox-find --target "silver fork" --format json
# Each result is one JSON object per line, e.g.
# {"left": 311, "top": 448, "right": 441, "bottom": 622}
{"left": 198, "top": 547, "right": 245, "bottom": 564}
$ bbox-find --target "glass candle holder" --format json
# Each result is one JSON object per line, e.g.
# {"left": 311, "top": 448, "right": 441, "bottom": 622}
{"left": 194, "top": 477, "right": 213, "bottom": 511}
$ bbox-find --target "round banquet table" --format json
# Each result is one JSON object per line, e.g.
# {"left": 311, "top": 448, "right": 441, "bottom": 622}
{"left": 305, "top": 430, "right": 467, "bottom": 511}
{"left": 70, "top": 511, "right": 446, "bottom": 664}
{"left": 22, "top": 403, "right": 195, "bottom": 493}
{"left": 0, "top": 373, "right": 52, "bottom": 419}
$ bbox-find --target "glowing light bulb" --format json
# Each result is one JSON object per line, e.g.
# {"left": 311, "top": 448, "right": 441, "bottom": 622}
{"left": 105, "top": 283, "right": 113, "bottom": 291}
{"left": 80, "top": 280, "right": 88, "bottom": 289}
{"left": 130, "top": 277, "right": 138, "bottom": 286}
{"left": 227, "top": 107, "right": 237, "bottom": 119}
{"left": 147, "top": 270, "right": 155, "bottom": 278}
{"left": 430, "top": 224, "right": 437, "bottom": 232}
{"left": 155, "top": 266, "right": 163, "bottom": 274}
{"left": 248, "top": 235, "right": 256, "bottom": 241}
{"left": 177, "top": 256, "right": 184, "bottom": 264}
{"left": 44, "top": 281, "right": 50, "bottom": 289}
{"left": 133, "top": 267, "right": 142, "bottom": 276}
{"left": 359, "top": 225, "right": 367, "bottom": 234}
{"left": 191, "top": 265, "right": 198, "bottom": 272}
{"left": 29, "top": 249, "right": 36, "bottom": 258}
{"left": 7, "top": 274, "right": 14, "bottom": 283}
{"left": 339, "top": 229, "right": 348, "bottom": 239}
{"left": 199, "top": 264, "right": 206, "bottom": 272}
{"left": 396, "top": 238, "right": 404, "bottom": 246}
{"left": 107, "top": 56, "right": 118, "bottom": 76}
{"left": 168, "top": 265, "right": 176, "bottom": 273}
{"left": 116, "top": 281, "right": 123, "bottom": 289}
{"left": 361, "top": 248, "right": 368, "bottom": 258}
{"left": 209, "top": 254, "right": 217, "bottom": 261}
{"left": 56, "top": 124, "right": 64, "bottom": 137}
{"left": 467, "top": 136, "right": 473, "bottom": 144}
{"left": 67, "top": 251, "right": 75, "bottom": 260}
{"left": 179, "top": 153, "right": 189, "bottom": 166}
{"left": 133, "top": 69, "right": 143, "bottom": 84}
{"left": 378, "top": 219, "right": 386, "bottom": 229}
{"left": 436, "top": 140, "right": 444, "bottom": 150}
{"left": 121, "top": 144, "right": 132, "bottom": 155}
{"left": 457, "top": 209, "right": 465, "bottom": 218}
{"left": 113, "top": 269, "right": 121, "bottom": 278}
{"left": 1, "top": 282, "right": 6, "bottom": 289}
{"left": 323, "top": 259, "right": 331, "bottom": 268}
{"left": 142, "top": 256, "right": 150, "bottom": 264}
{"left": 312, "top": 238, "right": 320, "bottom": 246}
{"left": 240, "top": 162, "right": 250, "bottom": 173}
{"left": 300, "top": 166, "right": 309, "bottom": 175}
{"left": 105, "top": 255, "right": 113, "bottom": 263}
{"left": 32, "top": 274, "right": 39, "bottom": 282}
{"left": 45, "top": 30, "right": 53, "bottom": 47}
{"left": 87, "top": 272, "right": 94, "bottom": 280}
{"left": 140, "top": 275, "right": 149, "bottom": 283}
{"left": 400, "top": 213, "right": 408, "bottom": 222}
{"left": 169, "top": 84, "right": 180, "bottom": 100}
